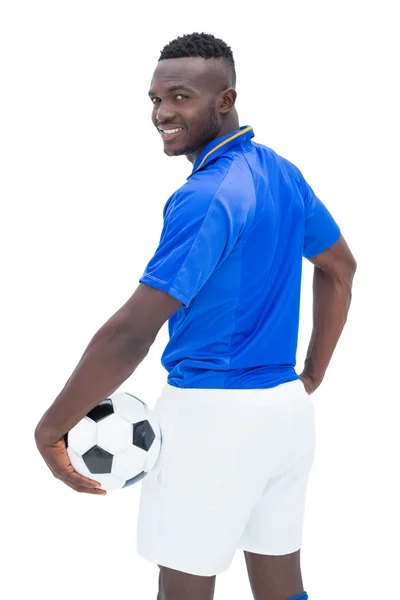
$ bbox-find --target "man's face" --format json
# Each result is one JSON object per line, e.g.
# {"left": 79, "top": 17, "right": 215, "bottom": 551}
{"left": 148, "top": 57, "right": 223, "bottom": 158}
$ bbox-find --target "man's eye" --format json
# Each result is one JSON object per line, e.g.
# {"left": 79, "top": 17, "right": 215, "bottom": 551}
{"left": 151, "top": 95, "right": 188, "bottom": 104}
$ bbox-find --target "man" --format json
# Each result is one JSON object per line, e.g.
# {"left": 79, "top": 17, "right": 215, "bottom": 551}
{"left": 35, "top": 32, "right": 357, "bottom": 600}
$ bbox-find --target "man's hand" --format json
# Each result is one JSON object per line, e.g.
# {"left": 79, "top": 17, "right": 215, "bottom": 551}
{"left": 299, "top": 371, "right": 316, "bottom": 395}
{"left": 35, "top": 433, "right": 107, "bottom": 495}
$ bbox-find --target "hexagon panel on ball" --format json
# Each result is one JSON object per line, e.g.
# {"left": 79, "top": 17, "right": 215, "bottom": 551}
{"left": 67, "top": 417, "right": 97, "bottom": 455}
{"left": 94, "top": 473, "right": 126, "bottom": 491}
{"left": 96, "top": 413, "right": 133, "bottom": 454}
{"left": 112, "top": 391, "right": 148, "bottom": 423}
{"left": 112, "top": 445, "right": 147, "bottom": 480}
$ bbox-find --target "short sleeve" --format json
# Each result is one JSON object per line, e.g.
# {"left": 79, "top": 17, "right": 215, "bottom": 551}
{"left": 302, "top": 178, "right": 341, "bottom": 259}
{"left": 139, "top": 186, "right": 247, "bottom": 306}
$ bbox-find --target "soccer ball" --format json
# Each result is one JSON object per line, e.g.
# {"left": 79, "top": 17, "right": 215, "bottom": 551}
{"left": 64, "top": 391, "right": 161, "bottom": 491}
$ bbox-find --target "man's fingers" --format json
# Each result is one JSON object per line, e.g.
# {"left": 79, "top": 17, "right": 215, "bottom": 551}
{"left": 65, "top": 470, "right": 103, "bottom": 489}
{"left": 38, "top": 438, "right": 106, "bottom": 493}
{"left": 44, "top": 452, "right": 102, "bottom": 488}
{"left": 47, "top": 460, "right": 104, "bottom": 490}
{"left": 62, "top": 479, "right": 107, "bottom": 494}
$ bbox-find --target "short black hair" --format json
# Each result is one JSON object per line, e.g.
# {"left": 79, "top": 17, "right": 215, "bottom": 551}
{"left": 159, "top": 32, "right": 236, "bottom": 89}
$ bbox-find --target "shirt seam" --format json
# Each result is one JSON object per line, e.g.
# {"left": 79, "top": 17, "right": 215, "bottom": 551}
{"left": 142, "top": 273, "right": 168, "bottom": 284}
{"left": 169, "top": 160, "right": 243, "bottom": 295}
{"left": 225, "top": 238, "right": 244, "bottom": 383}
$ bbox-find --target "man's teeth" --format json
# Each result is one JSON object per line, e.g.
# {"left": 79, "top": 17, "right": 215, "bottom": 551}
{"left": 161, "top": 128, "right": 183, "bottom": 134}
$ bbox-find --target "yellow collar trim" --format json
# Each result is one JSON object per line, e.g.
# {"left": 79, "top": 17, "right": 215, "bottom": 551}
{"left": 195, "top": 126, "right": 253, "bottom": 171}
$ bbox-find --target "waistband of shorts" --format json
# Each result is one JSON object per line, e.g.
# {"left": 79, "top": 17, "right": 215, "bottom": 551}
{"left": 160, "top": 379, "right": 307, "bottom": 407}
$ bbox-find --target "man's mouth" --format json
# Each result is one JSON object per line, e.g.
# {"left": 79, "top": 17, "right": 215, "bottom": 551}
{"left": 158, "top": 127, "right": 184, "bottom": 141}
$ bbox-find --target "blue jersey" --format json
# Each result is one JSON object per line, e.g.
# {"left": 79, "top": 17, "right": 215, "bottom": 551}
{"left": 140, "top": 126, "right": 341, "bottom": 389}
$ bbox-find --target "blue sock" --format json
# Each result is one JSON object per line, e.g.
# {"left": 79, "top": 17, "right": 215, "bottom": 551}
{"left": 288, "top": 594, "right": 308, "bottom": 600}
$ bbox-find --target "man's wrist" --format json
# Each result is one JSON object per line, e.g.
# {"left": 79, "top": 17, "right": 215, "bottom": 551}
{"left": 300, "top": 370, "right": 323, "bottom": 394}
{"left": 303, "top": 360, "right": 326, "bottom": 387}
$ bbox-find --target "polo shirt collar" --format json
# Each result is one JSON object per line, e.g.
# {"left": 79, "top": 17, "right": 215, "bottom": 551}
{"left": 187, "top": 125, "right": 254, "bottom": 179}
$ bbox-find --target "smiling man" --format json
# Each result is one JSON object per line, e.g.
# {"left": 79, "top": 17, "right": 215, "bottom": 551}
{"left": 35, "top": 33, "right": 356, "bottom": 600}
{"left": 149, "top": 55, "right": 231, "bottom": 159}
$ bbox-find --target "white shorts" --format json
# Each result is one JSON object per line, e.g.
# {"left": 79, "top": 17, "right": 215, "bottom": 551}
{"left": 136, "top": 379, "right": 316, "bottom": 576}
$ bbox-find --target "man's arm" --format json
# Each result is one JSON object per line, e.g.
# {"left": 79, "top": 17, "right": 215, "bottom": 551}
{"left": 300, "top": 234, "right": 357, "bottom": 393}
{"left": 34, "top": 283, "right": 182, "bottom": 445}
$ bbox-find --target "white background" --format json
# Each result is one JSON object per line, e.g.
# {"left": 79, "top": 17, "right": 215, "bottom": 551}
{"left": 1, "top": 1, "right": 399, "bottom": 598}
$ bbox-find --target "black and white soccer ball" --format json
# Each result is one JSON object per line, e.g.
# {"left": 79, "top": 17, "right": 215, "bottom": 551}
{"left": 64, "top": 391, "right": 161, "bottom": 491}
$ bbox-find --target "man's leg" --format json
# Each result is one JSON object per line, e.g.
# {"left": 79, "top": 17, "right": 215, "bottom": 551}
{"left": 243, "top": 550, "right": 306, "bottom": 600}
{"left": 157, "top": 565, "right": 217, "bottom": 600}
{"left": 238, "top": 385, "right": 315, "bottom": 600}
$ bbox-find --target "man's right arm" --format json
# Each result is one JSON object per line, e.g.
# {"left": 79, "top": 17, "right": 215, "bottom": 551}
{"left": 300, "top": 234, "right": 357, "bottom": 394}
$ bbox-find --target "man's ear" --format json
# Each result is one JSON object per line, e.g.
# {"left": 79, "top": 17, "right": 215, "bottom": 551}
{"left": 219, "top": 88, "right": 237, "bottom": 114}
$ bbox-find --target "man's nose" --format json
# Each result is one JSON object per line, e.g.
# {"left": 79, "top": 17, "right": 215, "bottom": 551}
{"left": 156, "top": 101, "right": 176, "bottom": 122}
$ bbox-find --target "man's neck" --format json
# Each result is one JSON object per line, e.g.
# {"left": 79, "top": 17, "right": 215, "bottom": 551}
{"left": 186, "top": 112, "right": 240, "bottom": 166}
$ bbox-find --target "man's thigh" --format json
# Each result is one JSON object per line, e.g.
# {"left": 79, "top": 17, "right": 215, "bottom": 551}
{"left": 157, "top": 565, "right": 216, "bottom": 600}
{"left": 244, "top": 550, "right": 305, "bottom": 600}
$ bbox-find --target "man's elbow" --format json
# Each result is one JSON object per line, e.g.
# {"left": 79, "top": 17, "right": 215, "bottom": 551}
{"left": 345, "top": 252, "right": 357, "bottom": 286}
{"left": 117, "top": 326, "right": 156, "bottom": 356}
{"left": 98, "top": 314, "right": 156, "bottom": 359}
{"left": 334, "top": 256, "right": 357, "bottom": 289}
{"left": 332, "top": 255, "right": 357, "bottom": 303}
{"left": 347, "top": 253, "right": 357, "bottom": 276}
